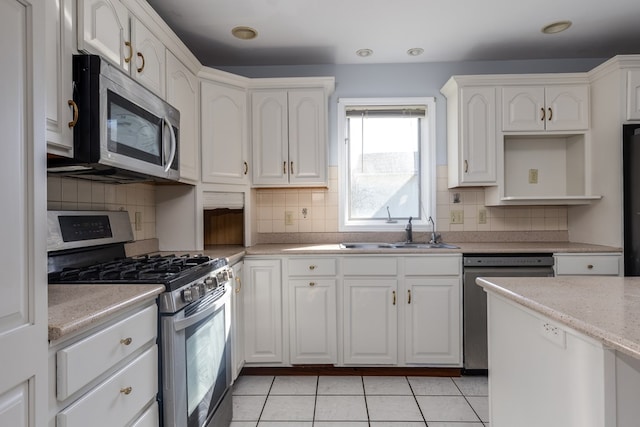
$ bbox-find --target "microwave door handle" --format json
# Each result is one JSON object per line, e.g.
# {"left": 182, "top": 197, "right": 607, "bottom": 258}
{"left": 163, "top": 116, "right": 177, "bottom": 173}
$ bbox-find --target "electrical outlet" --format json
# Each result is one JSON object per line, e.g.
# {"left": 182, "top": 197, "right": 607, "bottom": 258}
{"left": 134, "top": 211, "right": 142, "bottom": 231}
{"left": 528, "top": 168, "right": 539, "bottom": 184}
{"left": 450, "top": 210, "right": 464, "bottom": 224}
{"left": 285, "top": 211, "right": 294, "bottom": 225}
{"left": 540, "top": 322, "right": 566, "bottom": 348}
{"left": 478, "top": 209, "right": 487, "bottom": 224}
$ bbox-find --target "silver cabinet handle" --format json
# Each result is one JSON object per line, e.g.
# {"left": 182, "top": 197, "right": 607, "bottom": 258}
{"left": 120, "top": 386, "right": 132, "bottom": 395}
{"left": 120, "top": 337, "right": 132, "bottom": 346}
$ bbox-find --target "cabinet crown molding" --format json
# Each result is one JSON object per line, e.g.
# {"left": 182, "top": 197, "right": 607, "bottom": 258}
{"left": 249, "top": 76, "right": 335, "bottom": 94}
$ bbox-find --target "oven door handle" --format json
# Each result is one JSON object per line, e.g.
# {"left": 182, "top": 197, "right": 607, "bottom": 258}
{"left": 173, "top": 289, "right": 230, "bottom": 332}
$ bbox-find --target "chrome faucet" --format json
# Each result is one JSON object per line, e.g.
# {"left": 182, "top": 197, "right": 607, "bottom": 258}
{"left": 405, "top": 217, "right": 413, "bottom": 243}
{"left": 428, "top": 216, "right": 441, "bottom": 244}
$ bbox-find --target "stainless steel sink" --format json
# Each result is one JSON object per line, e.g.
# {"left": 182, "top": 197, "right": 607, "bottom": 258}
{"left": 339, "top": 242, "right": 395, "bottom": 249}
{"left": 339, "top": 242, "right": 459, "bottom": 249}
{"left": 392, "top": 242, "right": 460, "bottom": 249}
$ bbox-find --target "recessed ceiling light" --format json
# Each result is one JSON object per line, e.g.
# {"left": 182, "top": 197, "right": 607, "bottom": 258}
{"left": 541, "top": 20, "right": 572, "bottom": 34}
{"left": 231, "top": 26, "right": 258, "bottom": 40}
{"left": 356, "top": 48, "right": 373, "bottom": 57}
{"left": 407, "top": 48, "right": 424, "bottom": 57}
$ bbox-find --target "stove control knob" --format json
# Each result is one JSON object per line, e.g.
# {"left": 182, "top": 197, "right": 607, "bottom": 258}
{"left": 182, "top": 288, "right": 194, "bottom": 303}
{"left": 204, "top": 276, "right": 217, "bottom": 290}
{"left": 197, "top": 283, "right": 206, "bottom": 295}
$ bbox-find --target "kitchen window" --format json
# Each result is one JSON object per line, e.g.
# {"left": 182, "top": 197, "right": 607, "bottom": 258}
{"left": 338, "top": 97, "right": 436, "bottom": 231}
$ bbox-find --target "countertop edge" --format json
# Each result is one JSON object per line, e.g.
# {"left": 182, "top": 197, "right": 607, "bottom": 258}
{"left": 476, "top": 277, "right": 640, "bottom": 359}
{"left": 48, "top": 284, "right": 164, "bottom": 341}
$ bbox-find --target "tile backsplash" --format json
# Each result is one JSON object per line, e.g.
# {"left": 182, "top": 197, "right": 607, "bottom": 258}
{"left": 256, "top": 166, "right": 568, "bottom": 234}
{"left": 47, "top": 177, "right": 156, "bottom": 241}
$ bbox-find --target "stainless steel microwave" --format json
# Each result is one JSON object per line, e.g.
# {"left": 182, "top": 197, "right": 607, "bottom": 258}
{"left": 47, "top": 55, "right": 180, "bottom": 183}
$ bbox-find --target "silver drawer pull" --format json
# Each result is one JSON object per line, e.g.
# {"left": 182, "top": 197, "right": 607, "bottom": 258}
{"left": 308, "top": 265, "right": 316, "bottom": 270}
{"left": 120, "top": 386, "right": 132, "bottom": 395}
{"left": 120, "top": 337, "right": 133, "bottom": 346}
{"left": 309, "top": 282, "right": 316, "bottom": 287}
{"left": 587, "top": 264, "right": 594, "bottom": 269}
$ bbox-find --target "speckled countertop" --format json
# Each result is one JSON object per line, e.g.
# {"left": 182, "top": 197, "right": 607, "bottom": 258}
{"left": 48, "top": 284, "right": 164, "bottom": 341}
{"left": 243, "top": 241, "right": 621, "bottom": 255}
{"left": 476, "top": 276, "right": 640, "bottom": 359}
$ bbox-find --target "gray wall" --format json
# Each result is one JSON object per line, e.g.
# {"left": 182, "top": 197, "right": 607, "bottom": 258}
{"left": 220, "top": 58, "right": 607, "bottom": 165}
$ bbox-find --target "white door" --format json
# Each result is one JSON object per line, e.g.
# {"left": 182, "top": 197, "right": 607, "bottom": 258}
{"left": 251, "top": 91, "right": 289, "bottom": 185}
{"left": 544, "top": 85, "right": 589, "bottom": 131}
{"left": 45, "top": 0, "right": 74, "bottom": 157}
{"left": 502, "top": 86, "right": 545, "bottom": 131}
{"left": 243, "top": 260, "right": 283, "bottom": 363}
{"left": 166, "top": 52, "right": 199, "bottom": 182}
{"left": 130, "top": 17, "right": 165, "bottom": 97}
{"left": 77, "top": 0, "right": 130, "bottom": 71}
{"left": 201, "top": 81, "right": 248, "bottom": 185}
{"left": 627, "top": 70, "right": 640, "bottom": 120}
{"left": 288, "top": 90, "right": 327, "bottom": 185}
{"left": 0, "top": 0, "right": 48, "bottom": 425}
{"left": 343, "top": 279, "right": 397, "bottom": 365}
{"left": 404, "top": 278, "right": 461, "bottom": 365}
{"left": 459, "top": 86, "right": 497, "bottom": 184}
{"left": 289, "top": 279, "right": 337, "bottom": 364}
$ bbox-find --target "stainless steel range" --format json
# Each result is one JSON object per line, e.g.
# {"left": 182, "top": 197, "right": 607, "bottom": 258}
{"left": 47, "top": 210, "right": 233, "bottom": 427}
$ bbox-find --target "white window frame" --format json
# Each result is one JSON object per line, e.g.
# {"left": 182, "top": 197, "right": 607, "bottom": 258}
{"left": 337, "top": 97, "right": 436, "bottom": 232}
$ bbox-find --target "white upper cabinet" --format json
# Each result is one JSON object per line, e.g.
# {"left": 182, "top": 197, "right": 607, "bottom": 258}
{"left": 442, "top": 78, "right": 497, "bottom": 187}
{"left": 627, "top": 69, "right": 640, "bottom": 120}
{"left": 166, "top": 51, "right": 199, "bottom": 182}
{"left": 77, "top": 0, "right": 165, "bottom": 97}
{"left": 502, "top": 85, "right": 589, "bottom": 131}
{"left": 251, "top": 81, "right": 334, "bottom": 187}
{"left": 129, "top": 17, "right": 165, "bottom": 97}
{"left": 201, "top": 80, "right": 249, "bottom": 185}
{"left": 46, "top": 0, "right": 75, "bottom": 157}
{"left": 77, "top": 0, "right": 130, "bottom": 72}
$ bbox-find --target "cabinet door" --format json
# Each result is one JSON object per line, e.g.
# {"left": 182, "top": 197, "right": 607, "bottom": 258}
{"left": 404, "top": 278, "right": 461, "bottom": 365}
{"left": 545, "top": 85, "right": 589, "bottom": 131}
{"left": 202, "top": 81, "right": 249, "bottom": 185}
{"left": 243, "top": 259, "right": 283, "bottom": 363}
{"left": 45, "top": 0, "right": 74, "bottom": 157}
{"left": 0, "top": 0, "right": 47, "bottom": 425}
{"left": 130, "top": 17, "right": 165, "bottom": 97}
{"left": 459, "top": 86, "right": 497, "bottom": 184}
{"left": 288, "top": 90, "right": 327, "bottom": 185}
{"left": 343, "top": 279, "right": 397, "bottom": 365}
{"left": 251, "top": 91, "right": 289, "bottom": 185}
{"left": 231, "top": 262, "right": 245, "bottom": 381}
{"left": 289, "top": 279, "right": 337, "bottom": 364}
{"left": 627, "top": 70, "right": 640, "bottom": 121}
{"left": 77, "top": 0, "right": 130, "bottom": 71}
{"left": 502, "top": 86, "right": 545, "bottom": 131}
{"left": 166, "top": 52, "right": 199, "bottom": 182}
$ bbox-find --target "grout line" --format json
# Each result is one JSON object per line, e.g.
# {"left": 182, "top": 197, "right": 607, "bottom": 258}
{"left": 405, "top": 375, "right": 429, "bottom": 426}
{"left": 254, "top": 376, "right": 276, "bottom": 423}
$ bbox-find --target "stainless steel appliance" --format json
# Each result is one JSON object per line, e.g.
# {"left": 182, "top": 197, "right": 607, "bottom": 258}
{"left": 47, "top": 55, "right": 180, "bottom": 183}
{"left": 462, "top": 254, "right": 554, "bottom": 372}
{"left": 47, "top": 210, "right": 233, "bottom": 427}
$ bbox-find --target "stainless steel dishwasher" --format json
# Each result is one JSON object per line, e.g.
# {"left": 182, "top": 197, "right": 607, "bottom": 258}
{"left": 463, "top": 254, "right": 555, "bottom": 373}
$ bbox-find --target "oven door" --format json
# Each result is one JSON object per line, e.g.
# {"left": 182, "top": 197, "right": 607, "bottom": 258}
{"left": 161, "top": 285, "right": 232, "bottom": 427}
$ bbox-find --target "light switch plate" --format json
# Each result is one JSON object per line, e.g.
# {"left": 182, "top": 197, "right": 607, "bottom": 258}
{"left": 285, "top": 211, "right": 294, "bottom": 225}
{"left": 450, "top": 210, "right": 464, "bottom": 224}
{"left": 528, "top": 168, "right": 539, "bottom": 184}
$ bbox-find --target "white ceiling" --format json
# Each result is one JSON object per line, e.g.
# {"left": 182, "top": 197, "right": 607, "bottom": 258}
{"left": 146, "top": 0, "right": 640, "bottom": 67}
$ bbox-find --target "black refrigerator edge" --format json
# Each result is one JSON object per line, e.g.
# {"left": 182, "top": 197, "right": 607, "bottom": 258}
{"left": 623, "top": 124, "right": 640, "bottom": 275}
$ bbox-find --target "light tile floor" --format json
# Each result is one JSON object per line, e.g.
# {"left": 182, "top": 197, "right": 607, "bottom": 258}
{"left": 231, "top": 375, "right": 489, "bottom": 427}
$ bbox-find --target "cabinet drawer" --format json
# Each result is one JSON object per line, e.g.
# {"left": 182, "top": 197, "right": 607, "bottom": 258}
{"left": 288, "top": 258, "right": 337, "bottom": 276}
{"left": 404, "top": 256, "right": 461, "bottom": 276}
{"left": 56, "top": 346, "right": 158, "bottom": 427}
{"left": 343, "top": 257, "right": 397, "bottom": 276}
{"left": 555, "top": 254, "right": 621, "bottom": 276}
{"left": 130, "top": 402, "right": 159, "bottom": 427}
{"left": 57, "top": 304, "right": 157, "bottom": 400}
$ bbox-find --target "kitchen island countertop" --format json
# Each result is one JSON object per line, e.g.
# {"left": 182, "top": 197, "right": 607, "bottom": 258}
{"left": 476, "top": 276, "right": 640, "bottom": 359}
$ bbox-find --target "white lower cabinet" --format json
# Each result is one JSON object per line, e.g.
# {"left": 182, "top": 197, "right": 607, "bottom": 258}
{"left": 243, "top": 259, "right": 283, "bottom": 364}
{"left": 343, "top": 278, "right": 398, "bottom": 365}
{"left": 554, "top": 252, "right": 622, "bottom": 276}
{"left": 231, "top": 261, "right": 245, "bottom": 381}
{"left": 49, "top": 302, "right": 158, "bottom": 427}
